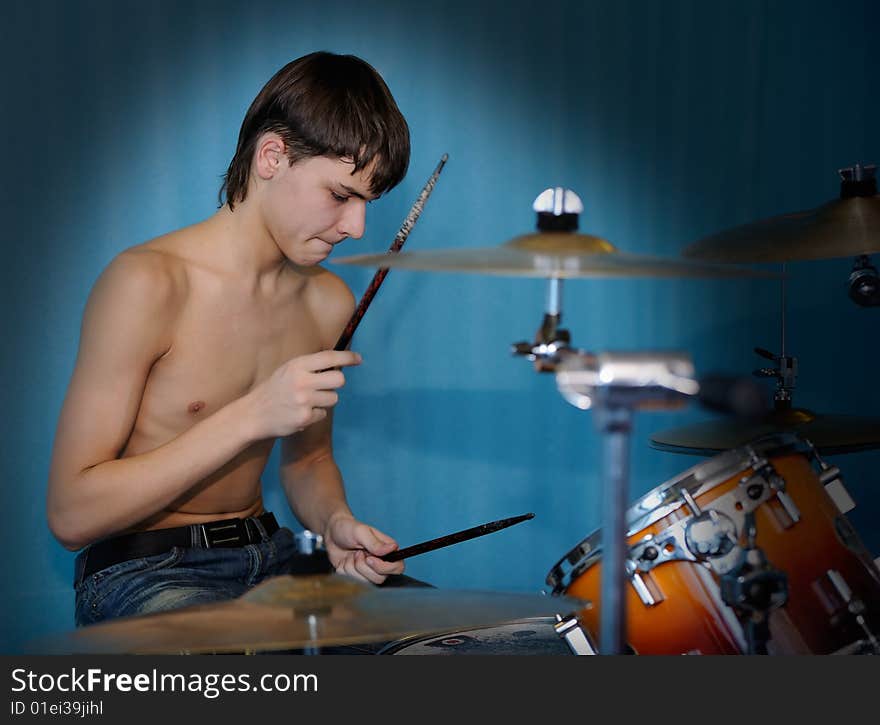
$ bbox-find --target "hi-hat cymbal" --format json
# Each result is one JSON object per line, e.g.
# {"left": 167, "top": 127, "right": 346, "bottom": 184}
{"left": 332, "top": 231, "right": 776, "bottom": 279}
{"left": 650, "top": 408, "right": 880, "bottom": 456}
{"left": 44, "top": 575, "right": 587, "bottom": 654}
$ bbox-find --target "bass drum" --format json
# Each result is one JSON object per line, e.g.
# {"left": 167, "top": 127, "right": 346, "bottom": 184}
{"left": 546, "top": 433, "right": 880, "bottom": 654}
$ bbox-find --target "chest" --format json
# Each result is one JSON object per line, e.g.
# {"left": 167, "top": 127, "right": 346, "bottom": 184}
{"left": 139, "top": 284, "right": 326, "bottom": 426}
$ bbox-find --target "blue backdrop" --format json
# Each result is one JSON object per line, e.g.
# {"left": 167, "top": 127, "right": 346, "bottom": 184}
{"left": 3, "top": 0, "right": 878, "bottom": 652}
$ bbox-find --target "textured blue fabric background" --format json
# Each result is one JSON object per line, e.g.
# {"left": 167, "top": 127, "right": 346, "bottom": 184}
{"left": 3, "top": 0, "right": 878, "bottom": 652}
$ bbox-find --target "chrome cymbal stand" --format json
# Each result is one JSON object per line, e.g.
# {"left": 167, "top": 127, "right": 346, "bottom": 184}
{"left": 555, "top": 352, "right": 698, "bottom": 654}
{"left": 752, "top": 260, "right": 800, "bottom": 412}
{"left": 510, "top": 187, "right": 586, "bottom": 371}
{"left": 509, "top": 188, "right": 699, "bottom": 653}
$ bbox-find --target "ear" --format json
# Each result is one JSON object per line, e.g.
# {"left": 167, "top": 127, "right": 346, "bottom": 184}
{"left": 254, "top": 132, "right": 288, "bottom": 180}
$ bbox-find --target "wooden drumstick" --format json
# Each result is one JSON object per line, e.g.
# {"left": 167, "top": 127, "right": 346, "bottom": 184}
{"left": 334, "top": 153, "right": 448, "bottom": 352}
{"left": 380, "top": 513, "right": 535, "bottom": 562}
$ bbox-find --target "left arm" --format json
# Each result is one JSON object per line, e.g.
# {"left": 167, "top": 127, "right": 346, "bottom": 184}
{"left": 280, "top": 411, "right": 349, "bottom": 536}
{"left": 279, "top": 269, "right": 403, "bottom": 584}
{"left": 280, "top": 413, "right": 404, "bottom": 584}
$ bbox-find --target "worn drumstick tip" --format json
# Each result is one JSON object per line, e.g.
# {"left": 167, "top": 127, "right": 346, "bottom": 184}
{"left": 332, "top": 153, "right": 449, "bottom": 353}
{"left": 380, "top": 512, "right": 535, "bottom": 563}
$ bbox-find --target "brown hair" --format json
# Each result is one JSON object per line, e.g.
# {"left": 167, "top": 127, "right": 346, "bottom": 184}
{"left": 220, "top": 51, "right": 410, "bottom": 209}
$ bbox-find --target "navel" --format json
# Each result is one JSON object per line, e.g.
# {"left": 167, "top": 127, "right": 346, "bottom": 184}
{"left": 187, "top": 400, "right": 206, "bottom": 415}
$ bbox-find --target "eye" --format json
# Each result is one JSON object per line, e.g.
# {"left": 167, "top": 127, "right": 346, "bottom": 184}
{"left": 330, "top": 191, "right": 349, "bottom": 203}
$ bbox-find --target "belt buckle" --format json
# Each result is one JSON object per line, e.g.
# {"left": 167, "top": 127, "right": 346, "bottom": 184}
{"left": 201, "top": 518, "right": 248, "bottom": 548}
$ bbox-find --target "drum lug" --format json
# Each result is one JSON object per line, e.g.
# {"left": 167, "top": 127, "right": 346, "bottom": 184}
{"left": 626, "top": 533, "right": 697, "bottom": 606}
{"left": 740, "top": 453, "right": 802, "bottom": 524}
{"left": 629, "top": 571, "right": 662, "bottom": 606}
{"left": 809, "top": 442, "right": 841, "bottom": 485}
{"left": 809, "top": 446, "right": 856, "bottom": 514}
{"left": 775, "top": 490, "right": 801, "bottom": 524}
{"left": 554, "top": 614, "right": 598, "bottom": 655}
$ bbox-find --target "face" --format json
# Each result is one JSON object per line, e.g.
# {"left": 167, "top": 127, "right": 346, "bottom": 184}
{"left": 258, "top": 151, "right": 378, "bottom": 266}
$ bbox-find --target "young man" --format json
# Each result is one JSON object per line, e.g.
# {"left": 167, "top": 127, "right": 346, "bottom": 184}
{"left": 47, "top": 51, "right": 412, "bottom": 628}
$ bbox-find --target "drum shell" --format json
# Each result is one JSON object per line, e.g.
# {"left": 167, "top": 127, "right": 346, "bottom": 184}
{"left": 563, "top": 450, "right": 880, "bottom": 654}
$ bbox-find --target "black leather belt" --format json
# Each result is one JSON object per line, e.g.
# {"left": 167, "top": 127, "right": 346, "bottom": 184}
{"left": 79, "top": 512, "right": 279, "bottom": 581}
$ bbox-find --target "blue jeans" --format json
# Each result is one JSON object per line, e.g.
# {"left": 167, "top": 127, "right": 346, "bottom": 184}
{"left": 74, "top": 522, "right": 298, "bottom": 627}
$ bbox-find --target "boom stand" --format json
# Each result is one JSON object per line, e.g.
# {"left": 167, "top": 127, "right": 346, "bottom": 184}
{"left": 594, "top": 399, "right": 632, "bottom": 655}
{"left": 556, "top": 353, "right": 697, "bottom": 654}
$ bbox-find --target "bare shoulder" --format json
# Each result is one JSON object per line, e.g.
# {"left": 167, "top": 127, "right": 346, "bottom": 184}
{"left": 102, "top": 243, "right": 181, "bottom": 290}
{"left": 82, "top": 240, "right": 189, "bottom": 358}
{"left": 302, "top": 266, "right": 356, "bottom": 348}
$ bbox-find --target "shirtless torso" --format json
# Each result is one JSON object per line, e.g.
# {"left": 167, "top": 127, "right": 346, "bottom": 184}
{"left": 121, "top": 220, "right": 342, "bottom": 532}
{"left": 50, "top": 187, "right": 362, "bottom": 548}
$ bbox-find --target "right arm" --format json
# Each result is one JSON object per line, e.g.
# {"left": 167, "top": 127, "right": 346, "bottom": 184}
{"left": 46, "top": 250, "right": 260, "bottom": 550}
{"left": 47, "top": 251, "right": 359, "bottom": 550}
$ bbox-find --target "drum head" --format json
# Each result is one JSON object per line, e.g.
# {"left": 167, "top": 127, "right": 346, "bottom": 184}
{"left": 377, "top": 618, "right": 572, "bottom": 655}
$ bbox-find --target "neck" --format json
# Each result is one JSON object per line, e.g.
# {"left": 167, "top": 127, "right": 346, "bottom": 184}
{"left": 202, "top": 201, "right": 291, "bottom": 286}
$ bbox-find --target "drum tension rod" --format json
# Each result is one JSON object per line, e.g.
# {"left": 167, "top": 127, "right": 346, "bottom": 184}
{"left": 809, "top": 443, "right": 843, "bottom": 486}
{"left": 680, "top": 489, "right": 702, "bottom": 517}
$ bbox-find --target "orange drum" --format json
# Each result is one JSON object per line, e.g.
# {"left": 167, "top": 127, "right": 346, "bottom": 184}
{"left": 546, "top": 434, "right": 880, "bottom": 654}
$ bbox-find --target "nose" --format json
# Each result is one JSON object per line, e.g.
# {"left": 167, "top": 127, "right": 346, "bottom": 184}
{"left": 337, "top": 199, "right": 366, "bottom": 240}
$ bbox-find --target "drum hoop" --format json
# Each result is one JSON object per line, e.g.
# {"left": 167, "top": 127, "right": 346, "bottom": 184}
{"left": 545, "top": 433, "right": 813, "bottom": 593}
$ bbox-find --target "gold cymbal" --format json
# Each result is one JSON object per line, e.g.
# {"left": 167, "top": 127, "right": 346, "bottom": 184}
{"left": 45, "top": 574, "right": 587, "bottom": 654}
{"left": 683, "top": 195, "right": 880, "bottom": 263}
{"left": 650, "top": 409, "right": 880, "bottom": 455}
{"left": 332, "top": 231, "right": 776, "bottom": 279}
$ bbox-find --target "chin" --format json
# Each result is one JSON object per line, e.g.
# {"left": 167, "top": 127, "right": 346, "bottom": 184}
{"left": 291, "top": 256, "right": 326, "bottom": 267}
{"left": 284, "top": 245, "right": 329, "bottom": 266}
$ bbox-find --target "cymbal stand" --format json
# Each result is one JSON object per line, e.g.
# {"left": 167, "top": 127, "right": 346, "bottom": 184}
{"left": 555, "top": 352, "right": 698, "bottom": 653}
{"left": 511, "top": 277, "right": 576, "bottom": 370}
{"left": 510, "top": 187, "right": 583, "bottom": 370}
{"left": 752, "top": 261, "right": 804, "bottom": 412}
{"left": 510, "top": 188, "right": 697, "bottom": 652}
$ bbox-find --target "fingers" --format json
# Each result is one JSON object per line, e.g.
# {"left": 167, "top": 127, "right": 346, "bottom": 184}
{"left": 309, "top": 390, "right": 339, "bottom": 408}
{"left": 296, "top": 350, "right": 362, "bottom": 373}
{"left": 351, "top": 524, "right": 399, "bottom": 558}
{"left": 287, "top": 358, "right": 349, "bottom": 424}
{"left": 336, "top": 550, "right": 404, "bottom": 585}
{"left": 289, "top": 389, "right": 336, "bottom": 425}
{"left": 327, "top": 518, "right": 404, "bottom": 585}
{"left": 302, "top": 407, "right": 328, "bottom": 427}
{"left": 365, "top": 554, "right": 405, "bottom": 577}
{"left": 337, "top": 551, "right": 383, "bottom": 584}
{"left": 310, "top": 369, "right": 346, "bottom": 390}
